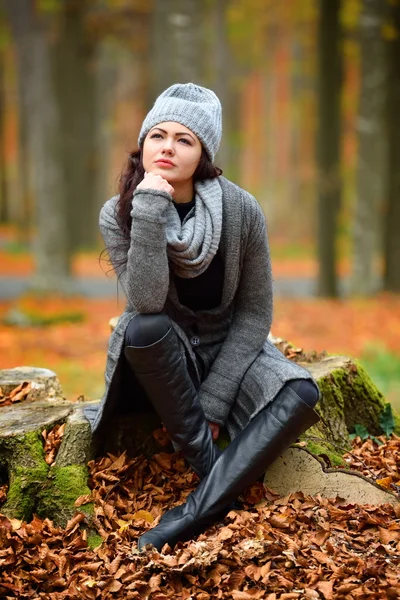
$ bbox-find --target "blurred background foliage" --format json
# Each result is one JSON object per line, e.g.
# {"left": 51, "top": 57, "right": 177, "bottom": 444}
{"left": 0, "top": 0, "right": 399, "bottom": 407}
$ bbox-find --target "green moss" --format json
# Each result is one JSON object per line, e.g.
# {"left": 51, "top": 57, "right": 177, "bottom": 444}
{"left": 313, "top": 359, "right": 396, "bottom": 445}
{"left": 37, "top": 464, "right": 93, "bottom": 526}
{"left": 3, "top": 464, "right": 48, "bottom": 520}
{"left": 2, "top": 431, "right": 47, "bottom": 468}
{"left": 301, "top": 441, "right": 346, "bottom": 467}
{"left": 2, "top": 431, "right": 50, "bottom": 521}
{"left": 87, "top": 531, "right": 103, "bottom": 550}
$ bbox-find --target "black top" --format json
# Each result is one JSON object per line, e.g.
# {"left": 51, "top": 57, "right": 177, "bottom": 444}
{"left": 173, "top": 199, "right": 224, "bottom": 311}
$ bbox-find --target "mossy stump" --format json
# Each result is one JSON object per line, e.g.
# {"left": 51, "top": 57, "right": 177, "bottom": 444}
{"left": 300, "top": 355, "right": 400, "bottom": 453}
{"left": 0, "top": 368, "right": 171, "bottom": 525}
{"left": 0, "top": 368, "right": 96, "bottom": 526}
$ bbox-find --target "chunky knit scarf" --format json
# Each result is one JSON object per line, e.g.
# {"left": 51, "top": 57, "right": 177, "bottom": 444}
{"left": 165, "top": 178, "right": 223, "bottom": 278}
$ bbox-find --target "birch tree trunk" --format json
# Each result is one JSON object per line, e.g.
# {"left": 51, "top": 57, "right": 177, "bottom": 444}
{"left": 383, "top": 1, "right": 400, "bottom": 292}
{"left": 316, "top": 0, "right": 342, "bottom": 297}
{"left": 351, "top": 0, "right": 387, "bottom": 295}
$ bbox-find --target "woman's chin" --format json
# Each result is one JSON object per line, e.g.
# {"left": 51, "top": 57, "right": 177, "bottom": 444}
{"left": 151, "top": 167, "right": 176, "bottom": 181}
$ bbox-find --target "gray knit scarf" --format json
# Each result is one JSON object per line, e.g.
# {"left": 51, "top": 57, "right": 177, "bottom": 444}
{"left": 165, "top": 177, "right": 223, "bottom": 278}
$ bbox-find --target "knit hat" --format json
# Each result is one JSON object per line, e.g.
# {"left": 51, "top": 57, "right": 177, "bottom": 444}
{"left": 138, "top": 83, "right": 222, "bottom": 162}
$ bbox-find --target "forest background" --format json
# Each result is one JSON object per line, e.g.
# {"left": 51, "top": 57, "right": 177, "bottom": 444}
{"left": 0, "top": 0, "right": 399, "bottom": 410}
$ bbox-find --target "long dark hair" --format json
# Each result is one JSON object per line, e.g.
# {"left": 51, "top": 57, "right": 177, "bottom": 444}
{"left": 101, "top": 147, "right": 222, "bottom": 275}
{"left": 116, "top": 147, "right": 222, "bottom": 239}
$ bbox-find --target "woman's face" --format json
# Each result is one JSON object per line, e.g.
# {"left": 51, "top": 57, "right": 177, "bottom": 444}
{"left": 142, "top": 121, "right": 202, "bottom": 184}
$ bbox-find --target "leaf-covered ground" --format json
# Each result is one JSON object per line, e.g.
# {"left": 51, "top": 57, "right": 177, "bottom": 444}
{"left": 1, "top": 243, "right": 400, "bottom": 406}
{"left": 1, "top": 291, "right": 400, "bottom": 407}
{"left": 1, "top": 246, "right": 400, "bottom": 596}
{"left": 1, "top": 434, "right": 400, "bottom": 599}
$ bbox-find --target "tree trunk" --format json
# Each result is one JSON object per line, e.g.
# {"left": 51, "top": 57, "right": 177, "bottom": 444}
{"left": 52, "top": 2, "right": 99, "bottom": 253}
{"left": 0, "top": 33, "right": 7, "bottom": 223}
{"left": 316, "top": 0, "right": 342, "bottom": 297}
{"left": 351, "top": 0, "right": 388, "bottom": 295}
{"left": 210, "top": 0, "right": 242, "bottom": 178}
{"left": 5, "top": 0, "right": 73, "bottom": 291}
{"left": 383, "top": 2, "right": 400, "bottom": 292}
{"left": 212, "top": 0, "right": 230, "bottom": 170}
{"left": 150, "top": 0, "right": 205, "bottom": 99}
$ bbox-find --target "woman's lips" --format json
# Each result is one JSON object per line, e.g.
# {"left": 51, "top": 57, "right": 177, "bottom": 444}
{"left": 156, "top": 160, "right": 175, "bottom": 168}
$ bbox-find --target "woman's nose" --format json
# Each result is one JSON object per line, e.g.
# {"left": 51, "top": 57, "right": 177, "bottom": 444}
{"left": 162, "top": 139, "right": 175, "bottom": 154}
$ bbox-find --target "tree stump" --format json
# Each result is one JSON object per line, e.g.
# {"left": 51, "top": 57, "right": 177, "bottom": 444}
{"left": 303, "top": 355, "right": 398, "bottom": 449}
{"left": 0, "top": 368, "right": 96, "bottom": 525}
{"left": 0, "top": 368, "right": 168, "bottom": 526}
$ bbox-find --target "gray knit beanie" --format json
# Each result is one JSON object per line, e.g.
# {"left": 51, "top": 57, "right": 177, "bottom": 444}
{"left": 138, "top": 83, "right": 222, "bottom": 162}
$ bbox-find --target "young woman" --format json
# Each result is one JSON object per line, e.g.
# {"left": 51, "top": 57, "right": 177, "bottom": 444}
{"left": 85, "top": 83, "right": 320, "bottom": 552}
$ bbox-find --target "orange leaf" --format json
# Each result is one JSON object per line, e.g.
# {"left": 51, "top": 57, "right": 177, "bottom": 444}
{"left": 316, "top": 581, "right": 333, "bottom": 600}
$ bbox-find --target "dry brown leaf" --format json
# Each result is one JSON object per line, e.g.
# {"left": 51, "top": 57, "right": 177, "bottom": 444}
{"left": 9, "top": 518, "right": 22, "bottom": 531}
{"left": 109, "top": 452, "right": 127, "bottom": 472}
{"left": 9, "top": 381, "right": 31, "bottom": 402}
{"left": 242, "top": 482, "right": 265, "bottom": 504}
{"left": 218, "top": 526, "right": 234, "bottom": 541}
{"left": 149, "top": 574, "right": 162, "bottom": 590}
{"left": 269, "top": 514, "right": 292, "bottom": 529}
{"left": 74, "top": 494, "right": 93, "bottom": 507}
{"left": 108, "top": 579, "right": 122, "bottom": 593}
{"left": 313, "top": 529, "right": 330, "bottom": 546}
{"left": 131, "top": 510, "right": 154, "bottom": 523}
{"left": 379, "top": 527, "right": 400, "bottom": 544}
{"left": 226, "top": 570, "right": 246, "bottom": 590}
{"left": 376, "top": 476, "right": 394, "bottom": 490}
{"left": 316, "top": 580, "right": 333, "bottom": 599}
{"left": 231, "top": 591, "right": 263, "bottom": 600}
{"left": 311, "top": 550, "right": 335, "bottom": 566}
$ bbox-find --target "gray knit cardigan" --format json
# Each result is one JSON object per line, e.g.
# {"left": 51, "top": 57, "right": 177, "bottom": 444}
{"left": 85, "top": 176, "right": 318, "bottom": 440}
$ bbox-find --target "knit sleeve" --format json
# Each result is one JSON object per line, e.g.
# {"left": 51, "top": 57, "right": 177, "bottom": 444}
{"left": 198, "top": 195, "right": 273, "bottom": 425}
{"left": 99, "top": 189, "right": 172, "bottom": 313}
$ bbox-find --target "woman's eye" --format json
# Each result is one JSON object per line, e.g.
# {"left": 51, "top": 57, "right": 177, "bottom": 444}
{"left": 180, "top": 138, "right": 191, "bottom": 145}
{"left": 150, "top": 133, "right": 162, "bottom": 139}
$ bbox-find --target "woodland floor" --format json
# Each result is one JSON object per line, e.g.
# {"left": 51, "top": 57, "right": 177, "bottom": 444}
{"left": 0, "top": 248, "right": 399, "bottom": 408}
{"left": 1, "top": 239, "right": 400, "bottom": 598}
{"left": 0, "top": 428, "right": 399, "bottom": 599}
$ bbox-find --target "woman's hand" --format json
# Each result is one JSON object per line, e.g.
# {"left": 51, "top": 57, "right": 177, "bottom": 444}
{"left": 208, "top": 421, "right": 220, "bottom": 440}
{"left": 136, "top": 171, "right": 174, "bottom": 196}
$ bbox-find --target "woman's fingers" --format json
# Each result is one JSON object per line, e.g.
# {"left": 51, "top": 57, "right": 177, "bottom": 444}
{"left": 137, "top": 172, "right": 174, "bottom": 196}
{"left": 208, "top": 421, "right": 220, "bottom": 440}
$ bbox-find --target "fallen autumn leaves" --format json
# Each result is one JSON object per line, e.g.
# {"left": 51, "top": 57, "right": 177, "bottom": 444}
{"left": 1, "top": 434, "right": 400, "bottom": 599}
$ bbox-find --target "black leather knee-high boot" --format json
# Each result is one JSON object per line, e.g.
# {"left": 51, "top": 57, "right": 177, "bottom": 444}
{"left": 124, "top": 318, "right": 219, "bottom": 480}
{"left": 137, "top": 382, "right": 320, "bottom": 552}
